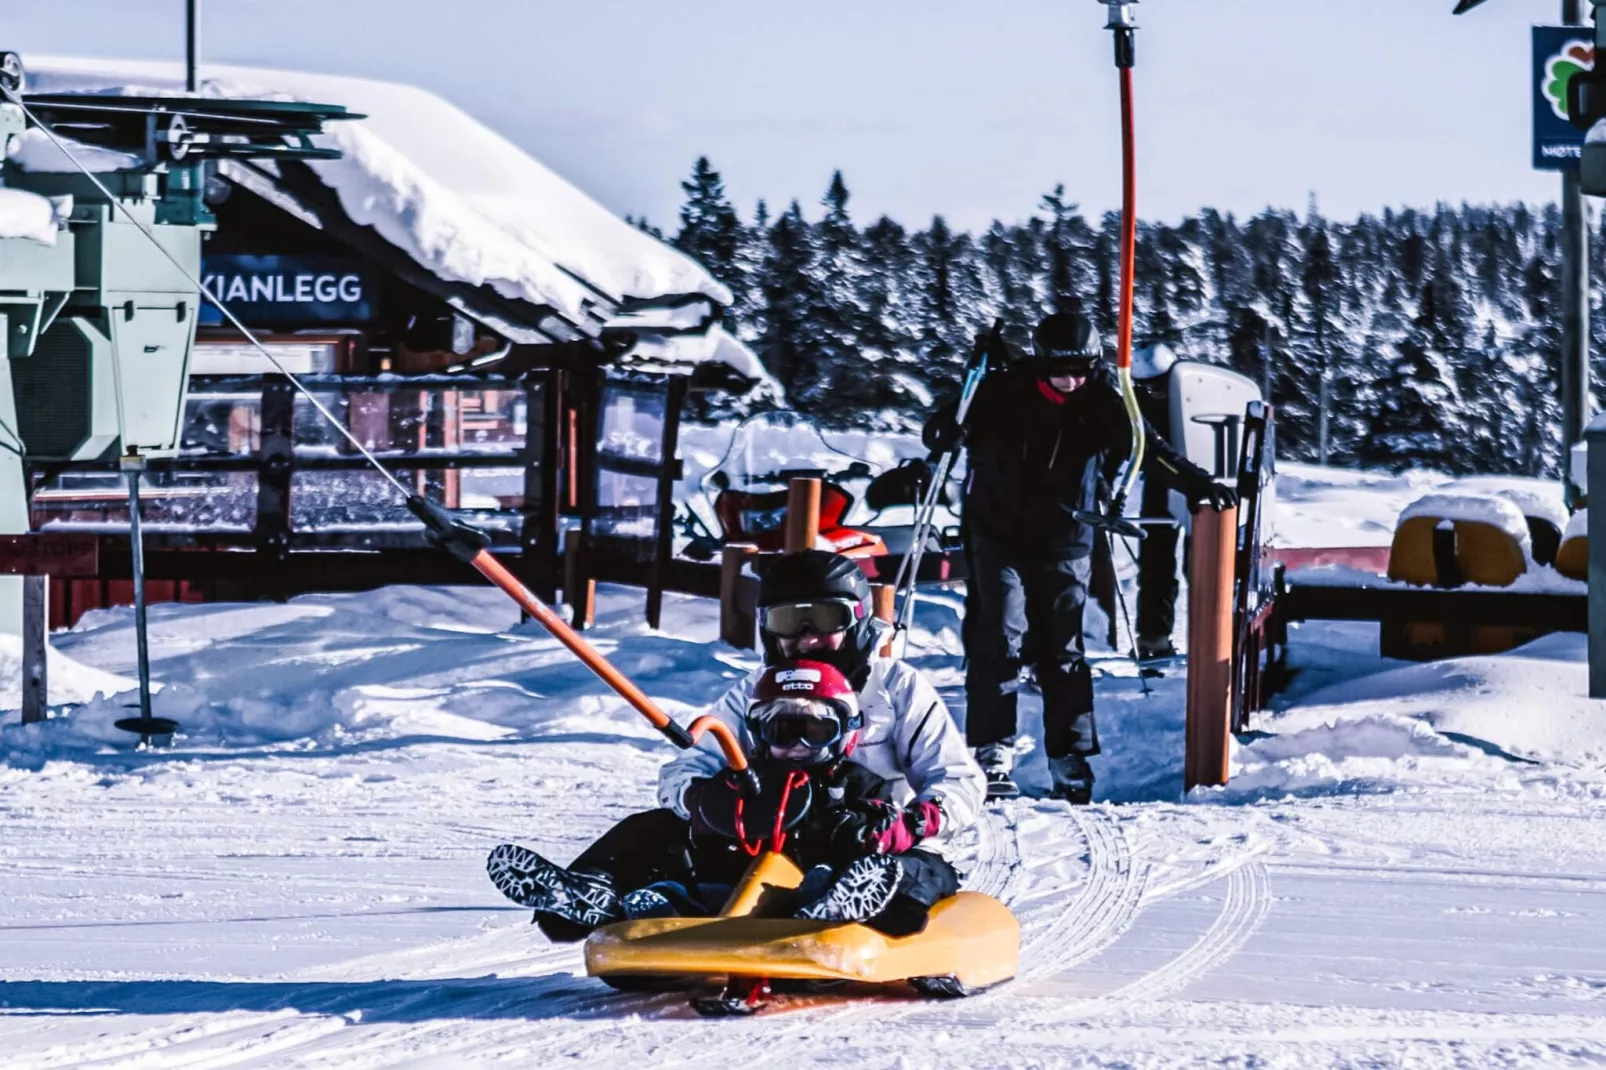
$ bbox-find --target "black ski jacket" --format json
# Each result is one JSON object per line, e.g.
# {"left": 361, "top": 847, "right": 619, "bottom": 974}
{"left": 923, "top": 367, "right": 1215, "bottom": 559}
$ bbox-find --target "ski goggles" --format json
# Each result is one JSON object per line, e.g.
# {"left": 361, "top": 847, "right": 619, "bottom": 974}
{"left": 1033, "top": 355, "right": 1099, "bottom": 376}
{"left": 749, "top": 708, "right": 845, "bottom": 750}
{"left": 759, "top": 599, "right": 863, "bottom": 638}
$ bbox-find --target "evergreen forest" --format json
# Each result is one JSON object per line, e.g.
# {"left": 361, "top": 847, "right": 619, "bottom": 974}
{"left": 662, "top": 157, "right": 1599, "bottom": 476}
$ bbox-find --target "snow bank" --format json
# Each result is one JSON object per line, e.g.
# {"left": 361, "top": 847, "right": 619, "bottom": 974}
{"left": 0, "top": 635, "right": 135, "bottom": 711}
{"left": 26, "top": 57, "right": 732, "bottom": 327}
{"left": 1223, "top": 631, "right": 1606, "bottom": 802}
{"left": 1566, "top": 508, "right": 1588, "bottom": 539}
{"left": 0, "top": 186, "right": 71, "bottom": 244}
{"left": 0, "top": 638, "right": 144, "bottom": 768}
{"left": 0, "top": 583, "right": 742, "bottom": 771}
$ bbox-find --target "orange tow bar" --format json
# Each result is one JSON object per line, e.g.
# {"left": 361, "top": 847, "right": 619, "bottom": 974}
{"left": 408, "top": 496, "right": 754, "bottom": 789}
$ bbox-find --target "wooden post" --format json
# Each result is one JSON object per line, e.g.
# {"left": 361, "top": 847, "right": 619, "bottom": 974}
{"left": 646, "top": 375, "right": 687, "bottom": 631}
{"left": 566, "top": 404, "right": 581, "bottom": 511}
{"left": 22, "top": 575, "right": 46, "bottom": 725}
{"left": 872, "top": 582, "right": 897, "bottom": 657}
{"left": 564, "top": 532, "right": 595, "bottom": 630}
{"left": 721, "top": 543, "right": 760, "bottom": 649}
{"left": 1185, "top": 503, "right": 1238, "bottom": 791}
{"left": 784, "top": 477, "right": 822, "bottom": 554}
{"left": 442, "top": 389, "right": 461, "bottom": 509}
{"left": 1589, "top": 414, "right": 1606, "bottom": 697}
{"left": 532, "top": 370, "right": 564, "bottom": 604}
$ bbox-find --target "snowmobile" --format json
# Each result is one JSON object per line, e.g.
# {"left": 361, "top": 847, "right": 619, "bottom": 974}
{"left": 681, "top": 410, "right": 965, "bottom": 568}
{"left": 684, "top": 411, "right": 891, "bottom": 560}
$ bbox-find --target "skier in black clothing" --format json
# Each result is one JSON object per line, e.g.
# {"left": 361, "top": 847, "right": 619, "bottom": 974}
{"left": 923, "top": 313, "right": 1236, "bottom": 803}
{"left": 488, "top": 659, "right": 963, "bottom": 941}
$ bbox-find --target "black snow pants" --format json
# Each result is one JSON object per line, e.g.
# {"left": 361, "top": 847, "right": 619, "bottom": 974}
{"left": 536, "top": 808, "right": 959, "bottom": 942}
{"left": 963, "top": 531, "right": 1099, "bottom": 759}
{"left": 1135, "top": 474, "right": 1182, "bottom": 648}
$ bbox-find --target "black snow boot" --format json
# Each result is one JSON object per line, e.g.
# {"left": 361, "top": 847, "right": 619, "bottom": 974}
{"left": 486, "top": 843, "right": 623, "bottom": 929}
{"left": 796, "top": 855, "right": 904, "bottom": 924}
{"left": 975, "top": 741, "right": 1021, "bottom": 801}
{"left": 1047, "top": 755, "right": 1095, "bottom": 805}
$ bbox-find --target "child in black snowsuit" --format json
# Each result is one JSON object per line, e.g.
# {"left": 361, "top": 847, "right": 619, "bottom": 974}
{"left": 488, "top": 656, "right": 968, "bottom": 942}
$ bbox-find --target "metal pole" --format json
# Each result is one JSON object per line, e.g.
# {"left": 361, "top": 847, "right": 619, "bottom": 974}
{"left": 1317, "top": 369, "right": 1330, "bottom": 466}
{"left": 186, "top": 0, "right": 199, "bottom": 93}
{"left": 1261, "top": 321, "right": 1273, "bottom": 405}
{"left": 21, "top": 575, "right": 47, "bottom": 725}
{"left": 1588, "top": 414, "right": 1606, "bottom": 697}
{"left": 1564, "top": 0, "right": 1592, "bottom": 504}
{"left": 123, "top": 454, "right": 154, "bottom": 726}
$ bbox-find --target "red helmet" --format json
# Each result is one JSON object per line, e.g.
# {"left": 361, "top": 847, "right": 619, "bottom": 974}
{"left": 746, "top": 660, "right": 862, "bottom": 765}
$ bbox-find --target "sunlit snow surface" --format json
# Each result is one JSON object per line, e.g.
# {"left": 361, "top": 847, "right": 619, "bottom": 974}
{"left": 4, "top": 465, "right": 1606, "bottom": 1068}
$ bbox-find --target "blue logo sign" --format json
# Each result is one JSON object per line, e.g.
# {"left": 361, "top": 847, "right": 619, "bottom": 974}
{"left": 199, "top": 254, "right": 375, "bottom": 326}
{"left": 1533, "top": 27, "right": 1595, "bottom": 171}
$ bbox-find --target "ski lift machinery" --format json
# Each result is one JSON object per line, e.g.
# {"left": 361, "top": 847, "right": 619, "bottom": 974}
{"left": 0, "top": 52, "right": 359, "bottom": 736}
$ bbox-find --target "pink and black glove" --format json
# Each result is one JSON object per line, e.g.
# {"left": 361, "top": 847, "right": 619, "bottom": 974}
{"left": 853, "top": 798, "right": 944, "bottom": 855}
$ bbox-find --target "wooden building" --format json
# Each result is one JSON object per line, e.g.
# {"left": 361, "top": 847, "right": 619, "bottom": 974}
{"left": 22, "top": 67, "right": 766, "bottom": 628}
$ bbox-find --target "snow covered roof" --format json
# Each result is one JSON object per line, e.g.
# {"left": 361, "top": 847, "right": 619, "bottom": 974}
{"left": 614, "top": 323, "right": 772, "bottom": 384}
{"left": 20, "top": 57, "right": 762, "bottom": 382}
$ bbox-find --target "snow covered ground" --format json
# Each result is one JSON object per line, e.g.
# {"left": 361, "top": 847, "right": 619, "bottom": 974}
{"left": 4, "top": 465, "right": 1606, "bottom": 1067}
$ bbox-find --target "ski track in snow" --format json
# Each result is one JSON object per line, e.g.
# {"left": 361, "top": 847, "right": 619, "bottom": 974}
{"left": 1101, "top": 861, "right": 1272, "bottom": 1005}
{"left": 649, "top": 805, "right": 1147, "bottom": 1069}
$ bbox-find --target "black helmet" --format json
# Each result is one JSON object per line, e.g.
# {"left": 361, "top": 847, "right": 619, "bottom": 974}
{"left": 1031, "top": 313, "right": 1103, "bottom": 372}
{"left": 757, "top": 550, "right": 877, "bottom": 685}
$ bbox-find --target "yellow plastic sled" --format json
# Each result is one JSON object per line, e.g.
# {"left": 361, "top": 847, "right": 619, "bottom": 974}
{"left": 584, "top": 851, "right": 1020, "bottom": 1013}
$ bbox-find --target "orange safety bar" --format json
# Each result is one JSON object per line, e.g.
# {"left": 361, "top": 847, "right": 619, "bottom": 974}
{"left": 469, "top": 548, "right": 750, "bottom": 776}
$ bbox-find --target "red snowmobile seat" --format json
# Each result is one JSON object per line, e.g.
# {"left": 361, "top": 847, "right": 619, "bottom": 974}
{"left": 714, "top": 485, "right": 886, "bottom": 557}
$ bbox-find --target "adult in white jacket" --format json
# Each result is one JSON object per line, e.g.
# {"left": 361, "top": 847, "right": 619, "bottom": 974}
{"left": 485, "top": 550, "right": 987, "bottom": 943}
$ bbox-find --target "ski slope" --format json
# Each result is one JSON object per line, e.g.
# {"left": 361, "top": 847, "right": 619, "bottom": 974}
{"left": 3, "top": 468, "right": 1606, "bottom": 1067}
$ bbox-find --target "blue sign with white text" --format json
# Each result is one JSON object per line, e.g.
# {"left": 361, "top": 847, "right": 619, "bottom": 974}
{"left": 1534, "top": 26, "right": 1595, "bottom": 171}
{"left": 199, "top": 254, "right": 375, "bottom": 327}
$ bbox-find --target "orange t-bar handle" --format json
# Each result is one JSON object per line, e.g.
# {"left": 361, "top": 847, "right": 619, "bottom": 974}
{"left": 407, "top": 496, "right": 754, "bottom": 788}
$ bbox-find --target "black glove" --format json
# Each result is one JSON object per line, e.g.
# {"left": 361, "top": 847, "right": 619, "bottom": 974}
{"left": 684, "top": 769, "right": 749, "bottom": 839}
{"left": 1189, "top": 481, "right": 1239, "bottom": 512}
{"left": 687, "top": 764, "right": 813, "bottom": 844}
{"left": 823, "top": 801, "right": 879, "bottom": 862}
{"left": 922, "top": 411, "right": 962, "bottom": 455}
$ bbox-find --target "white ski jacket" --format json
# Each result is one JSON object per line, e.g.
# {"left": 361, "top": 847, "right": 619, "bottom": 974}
{"left": 658, "top": 656, "right": 986, "bottom": 852}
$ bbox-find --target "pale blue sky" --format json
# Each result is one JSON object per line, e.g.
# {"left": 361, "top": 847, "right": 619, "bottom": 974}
{"left": 8, "top": 1, "right": 1580, "bottom": 231}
